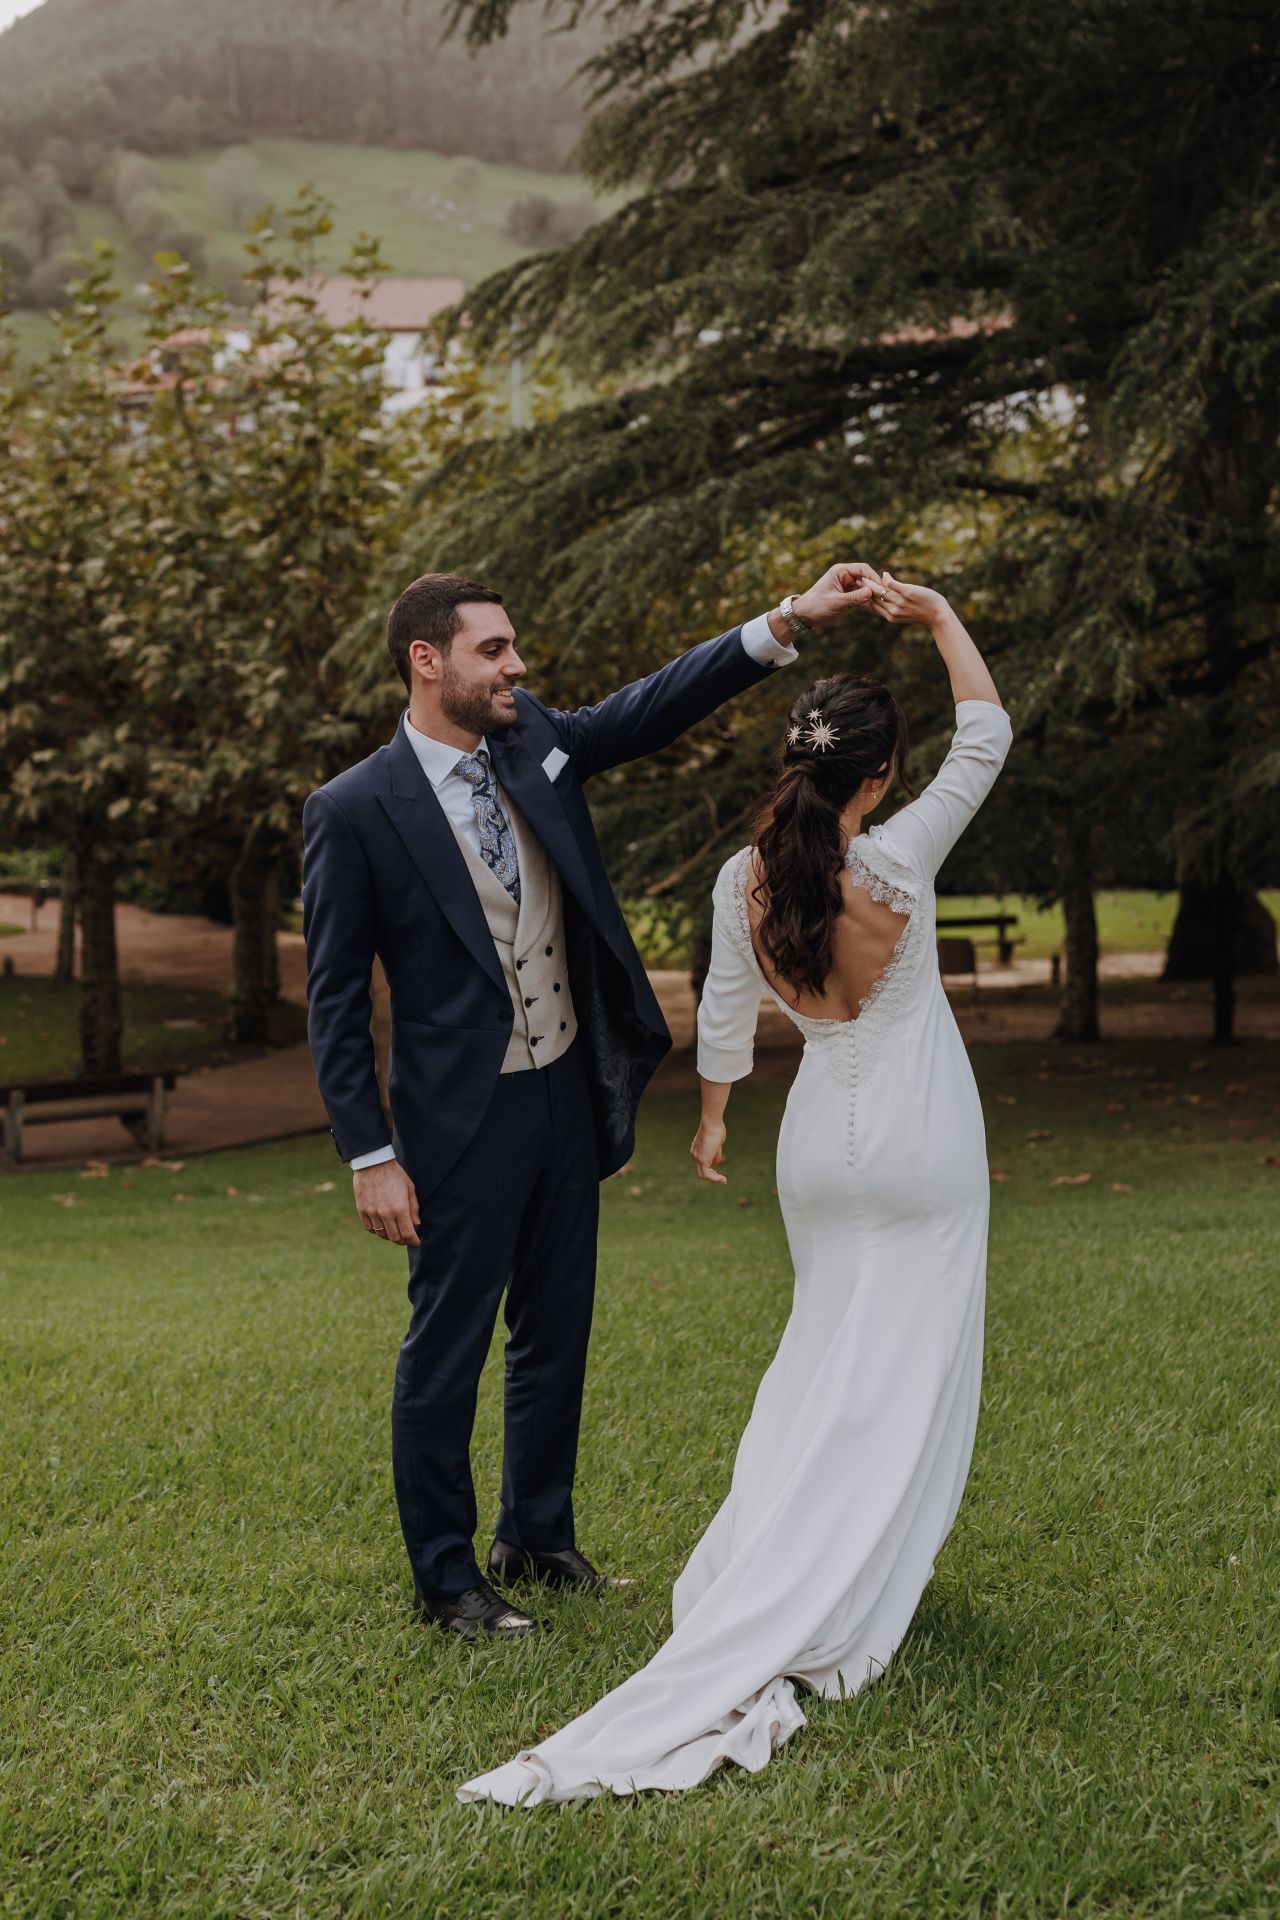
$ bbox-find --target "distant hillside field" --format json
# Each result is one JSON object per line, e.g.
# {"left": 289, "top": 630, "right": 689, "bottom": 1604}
{"left": 4, "top": 138, "right": 615, "bottom": 356}
{"left": 157, "top": 139, "right": 609, "bottom": 289}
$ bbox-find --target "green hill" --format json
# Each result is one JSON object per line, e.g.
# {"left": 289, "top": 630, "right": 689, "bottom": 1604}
{"left": 1, "top": 135, "right": 613, "bottom": 355}
{"left": 0, "top": 1, "right": 611, "bottom": 353}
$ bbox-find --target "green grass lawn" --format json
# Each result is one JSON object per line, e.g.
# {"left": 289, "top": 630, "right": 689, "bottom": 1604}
{"left": 0, "top": 978, "right": 236, "bottom": 1083}
{"left": 2, "top": 1044, "right": 1277, "bottom": 1916}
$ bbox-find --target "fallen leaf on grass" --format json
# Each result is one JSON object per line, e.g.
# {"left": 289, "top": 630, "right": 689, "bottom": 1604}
{"left": 311, "top": 1181, "right": 336, "bottom": 1193}
{"left": 1104, "top": 1102, "right": 1127, "bottom": 1113}
{"left": 650, "top": 1277, "right": 670, "bottom": 1292}
{"left": 627, "top": 1185, "right": 644, "bottom": 1198}
{"left": 224, "top": 1187, "right": 240, "bottom": 1197}
{"left": 1259, "top": 1155, "right": 1280, "bottom": 1170}
{"left": 120, "top": 1180, "right": 135, "bottom": 1190}
{"left": 1024, "top": 1130, "right": 1053, "bottom": 1145}
{"left": 142, "top": 1157, "right": 186, "bottom": 1173}
{"left": 1109, "top": 1183, "right": 1134, "bottom": 1194}
{"left": 994, "top": 1094, "right": 1017, "bottom": 1106}
{"left": 1051, "top": 1173, "right": 1093, "bottom": 1186}
{"left": 79, "top": 1161, "right": 111, "bottom": 1179}
{"left": 173, "top": 1193, "right": 192, "bottom": 1203}
{"left": 989, "top": 1169, "right": 1011, "bottom": 1183}
{"left": 1242, "top": 1250, "right": 1257, "bottom": 1260}
{"left": 50, "top": 1193, "right": 80, "bottom": 1207}
{"left": 1189, "top": 1059, "right": 1209, "bottom": 1073}
{"left": 736, "top": 1196, "right": 754, "bottom": 1207}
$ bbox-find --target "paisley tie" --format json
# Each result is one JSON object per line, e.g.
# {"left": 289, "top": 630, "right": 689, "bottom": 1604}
{"left": 456, "top": 750, "right": 521, "bottom": 905}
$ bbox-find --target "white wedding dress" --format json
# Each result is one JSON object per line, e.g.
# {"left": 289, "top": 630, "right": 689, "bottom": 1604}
{"left": 459, "top": 699, "right": 1013, "bottom": 1806}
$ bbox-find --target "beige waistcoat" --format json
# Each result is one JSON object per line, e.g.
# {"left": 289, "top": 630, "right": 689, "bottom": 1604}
{"left": 447, "top": 792, "right": 579, "bottom": 1073}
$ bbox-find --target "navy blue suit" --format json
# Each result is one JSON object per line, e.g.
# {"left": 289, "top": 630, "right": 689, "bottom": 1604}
{"left": 302, "top": 623, "right": 778, "bottom": 1594}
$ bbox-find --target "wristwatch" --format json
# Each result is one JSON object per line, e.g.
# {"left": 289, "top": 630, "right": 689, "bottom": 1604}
{"left": 778, "top": 593, "right": 814, "bottom": 637}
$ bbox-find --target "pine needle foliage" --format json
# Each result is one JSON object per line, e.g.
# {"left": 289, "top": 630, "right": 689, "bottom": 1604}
{"left": 427, "top": 0, "right": 1278, "bottom": 947}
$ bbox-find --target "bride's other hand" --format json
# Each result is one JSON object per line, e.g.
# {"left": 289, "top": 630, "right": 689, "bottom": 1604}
{"left": 691, "top": 1120, "right": 728, "bottom": 1184}
{"left": 868, "top": 570, "right": 950, "bottom": 629}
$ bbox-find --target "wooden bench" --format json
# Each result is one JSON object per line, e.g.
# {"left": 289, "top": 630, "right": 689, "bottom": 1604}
{"left": 1, "top": 1071, "right": 177, "bottom": 1166}
{"left": 936, "top": 912, "right": 1024, "bottom": 965}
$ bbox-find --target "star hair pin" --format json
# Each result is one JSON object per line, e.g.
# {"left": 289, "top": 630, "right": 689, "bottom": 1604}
{"left": 804, "top": 711, "right": 840, "bottom": 752}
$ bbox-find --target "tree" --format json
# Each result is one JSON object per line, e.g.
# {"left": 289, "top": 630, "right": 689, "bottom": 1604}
{"left": 431, "top": 0, "right": 1279, "bottom": 1043}
{"left": 135, "top": 199, "right": 430, "bottom": 1043}
{"left": 0, "top": 255, "right": 167, "bottom": 1074}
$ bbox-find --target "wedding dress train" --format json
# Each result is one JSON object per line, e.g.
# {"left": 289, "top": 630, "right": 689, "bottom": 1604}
{"left": 459, "top": 699, "right": 1013, "bottom": 1805}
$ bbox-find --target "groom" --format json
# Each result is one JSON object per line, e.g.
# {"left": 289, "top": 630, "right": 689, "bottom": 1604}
{"left": 302, "top": 565, "right": 877, "bottom": 1636}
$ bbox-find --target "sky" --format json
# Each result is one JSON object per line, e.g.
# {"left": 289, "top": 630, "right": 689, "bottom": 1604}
{"left": 0, "top": 0, "right": 45, "bottom": 32}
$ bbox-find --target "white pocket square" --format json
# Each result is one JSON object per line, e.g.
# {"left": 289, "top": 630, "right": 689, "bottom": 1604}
{"left": 541, "top": 747, "right": 569, "bottom": 781}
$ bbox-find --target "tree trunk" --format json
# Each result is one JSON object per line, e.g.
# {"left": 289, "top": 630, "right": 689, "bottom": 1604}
{"left": 78, "top": 851, "right": 121, "bottom": 1076}
{"left": 1163, "top": 882, "right": 1277, "bottom": 978}
{"left": 229, "top": 835, "right": 281, "bottom": 1045}
{"left": 55, "top": 844, "right": 78, "bottom": 982}
{"left": 1051, "top": 813, "right": 1100, "bottom": 1042}
{"left": 1211, "top": 862, "right": 1237, "bottom": 1047}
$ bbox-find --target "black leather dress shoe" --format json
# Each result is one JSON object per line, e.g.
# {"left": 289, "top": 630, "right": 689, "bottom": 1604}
{"left": 414, "top": 1577, "right": 542, "bottom": 1638}
{"left": 487, "top": 1540, "right": 633, "bottom": 1592}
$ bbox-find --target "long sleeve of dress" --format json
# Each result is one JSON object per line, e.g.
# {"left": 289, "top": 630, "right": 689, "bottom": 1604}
{"left": 696, "top": 854, "right": 762, "bottom": 1082}
{"left": 872, "top": 699, "right": 1013, "bottom": 884}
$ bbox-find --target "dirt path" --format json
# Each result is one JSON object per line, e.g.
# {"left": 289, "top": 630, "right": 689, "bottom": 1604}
{"left": 3, "top": 891, "right": 1271, "bottom": 1169}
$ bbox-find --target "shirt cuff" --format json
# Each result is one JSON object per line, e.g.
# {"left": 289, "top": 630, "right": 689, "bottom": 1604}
{"left": 349, "top": 1145, "right": 397, "bottom": 1171}
{"left": 740, "top": 611, "right": 798, "bottom": 668}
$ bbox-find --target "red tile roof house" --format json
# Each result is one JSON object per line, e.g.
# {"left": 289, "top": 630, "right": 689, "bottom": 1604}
{"left": 264, "top": 275, "right": 466, "bottom": 414}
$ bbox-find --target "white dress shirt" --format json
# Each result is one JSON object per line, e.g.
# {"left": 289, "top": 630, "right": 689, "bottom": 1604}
{"left": 349, "top": 612, "right": 796, "bottom": 1170}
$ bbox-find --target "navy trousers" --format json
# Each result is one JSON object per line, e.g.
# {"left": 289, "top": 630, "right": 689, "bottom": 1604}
{"left": 391, "top": 1041, "right": 601, "bottom": 1598}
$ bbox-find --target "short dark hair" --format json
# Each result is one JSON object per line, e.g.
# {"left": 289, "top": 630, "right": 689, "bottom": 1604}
{"left": 386, "top": 572, "right": 505, "bottom": 691}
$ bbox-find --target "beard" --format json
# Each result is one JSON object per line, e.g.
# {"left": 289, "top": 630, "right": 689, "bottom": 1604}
{"left": 440, "top": 657, "right": 518, "bottom": 735}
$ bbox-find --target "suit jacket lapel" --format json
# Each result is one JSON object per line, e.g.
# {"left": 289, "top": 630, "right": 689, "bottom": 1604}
{"left": 376, "top": 720, "right": 507, "bottom": 997}
{"left": 487, "top": 730, "right": 601, "bottom": 927}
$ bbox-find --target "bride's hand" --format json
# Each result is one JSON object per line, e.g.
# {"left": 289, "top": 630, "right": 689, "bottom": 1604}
{"left": 691, "top": 1121, "right": 728, "bottom": 1184}
{"left": 867, "top": 571, "right": 950, "bottom": 629}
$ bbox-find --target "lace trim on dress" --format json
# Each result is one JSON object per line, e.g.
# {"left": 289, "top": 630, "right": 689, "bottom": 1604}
{"left": 727, "top": 840, "right": 928, "bottom": 1162}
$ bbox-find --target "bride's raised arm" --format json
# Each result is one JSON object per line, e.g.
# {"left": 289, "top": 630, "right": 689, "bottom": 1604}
{"left": 865, "top": 577, "right": 1012, "bottom": 883}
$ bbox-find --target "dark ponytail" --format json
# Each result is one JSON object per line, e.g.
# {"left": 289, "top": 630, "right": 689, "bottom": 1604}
{"left": 754, "top": 674, "right": 914, "bottom": 1000}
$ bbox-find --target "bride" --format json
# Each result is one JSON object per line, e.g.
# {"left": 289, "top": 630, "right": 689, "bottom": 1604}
{"left": 459, "top": 569, "right": 1013, "bottom": 1805}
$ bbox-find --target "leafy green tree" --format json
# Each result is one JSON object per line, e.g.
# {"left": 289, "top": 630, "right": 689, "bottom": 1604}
{"left": 434, "top": 0, "right": 1279, "bottom": 1043}
{"left": 0, "top": 255, "right": 168, "bottom": 1074}
{"left": 135, "top": 198, "right": 431, "bottom": 1043}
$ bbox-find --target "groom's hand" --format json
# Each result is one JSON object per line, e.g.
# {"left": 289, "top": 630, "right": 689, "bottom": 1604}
{"left": 353, "top": 1160, "right": 421, "bottom": 1248}
{"left": 792, "top": 562, "right": 885, "bottom": 629}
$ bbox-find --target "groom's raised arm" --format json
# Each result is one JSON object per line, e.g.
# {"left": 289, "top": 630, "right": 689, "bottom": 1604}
{"left": 538, "top": 566, "right": 885, "bottom": 781}
{"left": 538, "top": 617, "right": 791, "bottom": 783}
